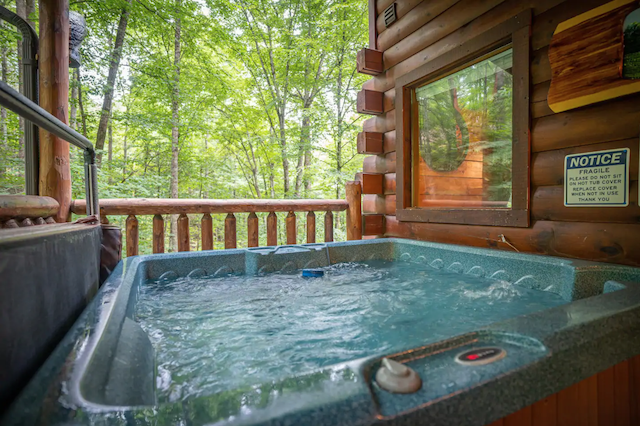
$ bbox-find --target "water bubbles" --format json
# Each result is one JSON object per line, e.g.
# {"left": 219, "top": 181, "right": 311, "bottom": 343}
{"left": 135, "top": 260, "right": 565, "bottom": 403}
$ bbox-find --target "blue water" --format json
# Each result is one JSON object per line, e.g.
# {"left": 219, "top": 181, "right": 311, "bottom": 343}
{"left": 135, "top": 261, "right": 567, "bottom": 402}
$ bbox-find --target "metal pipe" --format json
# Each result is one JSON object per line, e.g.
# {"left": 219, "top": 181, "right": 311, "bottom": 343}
{"left": 0, "top": 6, "right": 39, "bottom": 195}
{"left": 0, "top": 80, "right": 98, "bottom": 217}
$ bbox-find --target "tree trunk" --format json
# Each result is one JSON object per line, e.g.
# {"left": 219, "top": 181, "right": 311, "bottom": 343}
{"left": 70, "top": 74, "right": 78, "bottom": 130}
{"left": 95, "top": 0, "right": 131, "bottom": 165}
{"left": 279, "top": 114, "right": 289, "bottom": 196}
{"left": 0, "top": 44, "right": 6, "bottom": 178}
{"left": 108, "top": 120, "right": 113, "bottom": 162}
{"left": 169, "top": 1, "right": 181, "bottom": 251}
{"left": 76, "top": 68, "right": 88, "bottom": 137}
{"left": 1, "top": 46, "right": 7, "bottom": 149}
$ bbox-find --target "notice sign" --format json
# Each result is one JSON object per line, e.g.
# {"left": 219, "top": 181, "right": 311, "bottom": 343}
{"left": 564, "top": 148, "right": 629, "bottom": 207}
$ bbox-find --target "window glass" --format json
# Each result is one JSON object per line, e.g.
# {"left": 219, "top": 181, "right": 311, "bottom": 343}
{"left": 413, "top": 48, "right": 513, "bottom": 208}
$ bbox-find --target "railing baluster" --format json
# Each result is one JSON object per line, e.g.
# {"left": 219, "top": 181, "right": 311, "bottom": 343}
{"left": 247, "top": 212, "right": 259, "bottom": 247}
{"left": 126, "top": 214, "right": 139, "bottom": 256}
{"left": 286, "top": 211, "right": 296, "bottom": 244}
{"left": 153, "top": 214, "right": 164, "bottom": 254}
{"left": 225, "top": 213, "right": 237, "bottom": 249}
{"left": 267, "top": 211, "right": 277, "bottom": 246}
{"left": 3, "top": 219, "right": 18, "bottom": 228}
{"left": 177, "top": 213, "right": 190, "bottom": 252}
{"left": 306, "top": 211, "right": 315, "bottom": 243}
{"left": 202, "top": 213, "right": 213, "bottom": 250}
{"left": 324, "top": 211, "right": 333, "bottom": 242}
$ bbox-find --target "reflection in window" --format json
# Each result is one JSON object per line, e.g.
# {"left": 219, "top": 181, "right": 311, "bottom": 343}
{"left": 413, "top": 48, "right": 513, "bottom": 208}
{"left": 623, "top": 8, "right": 640, "bottom": 79}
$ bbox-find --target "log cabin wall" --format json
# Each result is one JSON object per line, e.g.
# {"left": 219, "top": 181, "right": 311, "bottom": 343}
{"left": 359, "top": 0, "right": 640, "bottom": 267}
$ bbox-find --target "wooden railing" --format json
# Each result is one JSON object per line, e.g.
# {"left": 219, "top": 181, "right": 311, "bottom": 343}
{"left": 71, "top": 181, "right": 363, "bottom": 256}
{"left": 0, "top": 195, "right": 60, "bottom": 228}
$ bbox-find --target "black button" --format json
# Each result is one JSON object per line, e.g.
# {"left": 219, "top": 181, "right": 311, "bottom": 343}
{"left": 455, "top": 347, "right": 506, "bottom": 365}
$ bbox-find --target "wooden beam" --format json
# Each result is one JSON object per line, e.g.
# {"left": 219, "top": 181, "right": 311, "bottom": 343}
{"left": 39, "top": 0, "right": 71, "bottom": 223}
{"left": 363, "top": 214, "right": 384, "bottom": 236}
{"left": 70, "top": 198, "right": 349, "bottom": 215}
{"left": 358, "top": 173, "right": 384, "bottom": 194}
{"left": 346, "top": 181, "right": 363, "bottom": 240}
{"left": 357, "top": 132, "right": 384, "bottom": 154}
{"left": 224, "top": 213, "right": 236, "bottom": 249}
{"left": 0, "top": 195, "right": 59, "bottom": 219}
{"left": 357, "top": 89, "right": 384, "bottom": 115}
{"left": 247, "top": 212, "right": 259, "bottom": 247}
{"left": 357, "top": 48, "right": 383, "bottom": 75}
{"left": 177, "top": 213, "right": 189, "bottom": 252}
{"left": 201, "top": 213, "right": 213, "bottom": 250}
{"left": 152, "top": 214, "right": 164, "bottom": 253}
{"left": 267, "top": 211, "right": 278, "bottom": 246}
{"left": 125, "top": 214, "right": 138, "bottom": 257}
{"left": 324, "top": 211, "right": 334, "bottom": 242}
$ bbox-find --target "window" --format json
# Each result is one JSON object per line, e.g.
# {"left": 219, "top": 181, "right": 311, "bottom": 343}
{"left": 396, "top": 13, "right": 530, "bottom": 227}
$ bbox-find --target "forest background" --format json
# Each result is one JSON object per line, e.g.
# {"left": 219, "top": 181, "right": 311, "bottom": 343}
{"left": 0, "top": 0, "right": 369, "bottom": 253}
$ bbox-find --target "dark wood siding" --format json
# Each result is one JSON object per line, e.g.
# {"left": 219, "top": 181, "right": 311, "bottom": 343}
{"left": 359, "top": 0, "right": 640, "bottom": 267}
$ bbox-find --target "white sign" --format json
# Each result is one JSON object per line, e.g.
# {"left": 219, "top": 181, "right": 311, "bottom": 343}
{"left": 564, "top": 148, "right": 629, "bottom": 207}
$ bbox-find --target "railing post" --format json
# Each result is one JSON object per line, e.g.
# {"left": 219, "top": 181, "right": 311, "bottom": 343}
{"left": 126, "top": 214, "right": 139, "bottom": 256}
{"left": 267, "top": 211, "right": 278, "bottom": 246}
{"left": 153, "top": 214, "right": 164, "bottom": 254}
{"left": 247, "top": 212, "right": 259, "bottom": 247}
{"left": 225, "top": 213, "right": 236, "bottom": 249}
{"left": 324, "top": 211, "right": 333, "bottom": 242}
{"left": 202, "top": 213, "right": 213, "bottom": 250}
{"left": 346, "top": 181, "right": 362, "bottom": 240}
{"left": 286, "top": 211, "right": 296, "bottom": 245}
{"left": 177, "top": 213, "right": 190, "bottom": 252}
{"left": 306, "top": 211, "right": 315, "bottom": 243}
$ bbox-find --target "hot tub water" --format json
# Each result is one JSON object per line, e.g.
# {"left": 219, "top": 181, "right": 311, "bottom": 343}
{"left": 135, "top": 260, "right": 567, "bottom": 403}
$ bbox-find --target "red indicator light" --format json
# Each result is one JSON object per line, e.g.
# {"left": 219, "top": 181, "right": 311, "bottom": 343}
{"left": 467, "top": 354, "right": 480, "bottom": 360}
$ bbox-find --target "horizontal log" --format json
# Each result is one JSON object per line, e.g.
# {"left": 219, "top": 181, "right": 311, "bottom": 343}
{"left": 382, "top": 0, "right": 506, "bottom": 70}
{"left": 532, "top": 81, "right": 550, "bottom": 103}
{"left": 357, "top": 132, "right": 384, "bottom": 154}
{"left": 357, "top": 89, "right": 384, "bottom": 115}
{"left": 383, "top": 89, "right": 394, "bottom": 112}
{"left": 532, "top": 184, "right": 640, "bottom": 224}
{"left": 384, "top": 173, "right": 396, "bottom": 195}
{"left": 377, "top": 0, "right": 458, "bottom": 53}
{"left": 383, "top": 130, "right": 396, "bottom": 152}
{"left": 0, "top": 195, "right": 60, "bottom": 219}
{"left": 376, "top": 0, "right": 423, "bottom": 35}
{"left": 364, "top": 0, "right": 562, "bottom": 94}
{"left": 363, "top": 109, "right": 395, "bottom": 133}
{"left": 532, "top": 94, "right": 640, "bottom": 153}
{"left": 531, "top": 46, "right": 551, "bottom": 85}
{"left": 363, "top": 214, "right": 385, "bottom": 235}
{"left": 531, "top": 100, "right": 554, "bottom": 119}
{"left": 363, "top": 152, "right": 396, "bottom": 173}
{"left": 532, "top": 138, "right": 639, "bottom": 187}
{"left": 363, "top": 194, "right": 396, "bottom": 215}
{"left": 531, "top": 0, "right": 611, "bottom": 51}
{"left": 357, "top": 48, "right": 384, "bottom": 75}
{"left": 71, "top": 198, "right": 349, "bottom": 215}
{"left": 385, "top": 216, "right": 640, "bottom": 266}
{"left": 359, "top": 173, "right": 384, "bottom": 194}
{"left": 376, "top": 0, "right": 395, "bottom": 15}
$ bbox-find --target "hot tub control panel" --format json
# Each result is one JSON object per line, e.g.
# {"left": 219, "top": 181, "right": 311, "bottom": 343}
{"left": 369, "top": 332, "right": 549, "bottom": 418}
{"left": 455, "top": 347, "right": 506, "bottom": 365}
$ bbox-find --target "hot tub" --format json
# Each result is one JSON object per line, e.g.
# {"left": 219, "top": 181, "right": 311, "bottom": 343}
{"left": 4, "top": 238, "right": 640, "bottom": 426}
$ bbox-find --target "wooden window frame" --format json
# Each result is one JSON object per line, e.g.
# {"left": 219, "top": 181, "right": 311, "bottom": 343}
{"left": 395, "top": 11, "right": 531, "bottom": 227}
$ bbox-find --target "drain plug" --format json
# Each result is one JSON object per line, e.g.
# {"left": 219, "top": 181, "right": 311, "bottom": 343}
{"left": 375, "top": 358, "right": 422, "bottom": 394}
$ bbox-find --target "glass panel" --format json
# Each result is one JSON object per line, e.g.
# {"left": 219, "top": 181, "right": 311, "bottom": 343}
{"left": 413, "top": 48, "right": 513, "bottom": 209}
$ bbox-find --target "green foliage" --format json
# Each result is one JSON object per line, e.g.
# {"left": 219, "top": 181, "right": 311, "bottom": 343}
{"left": 1, "top": 0, "right": 368, "bottom": 253}
{"left": 624, "top": 23, "right": 640, "bottom": 78}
